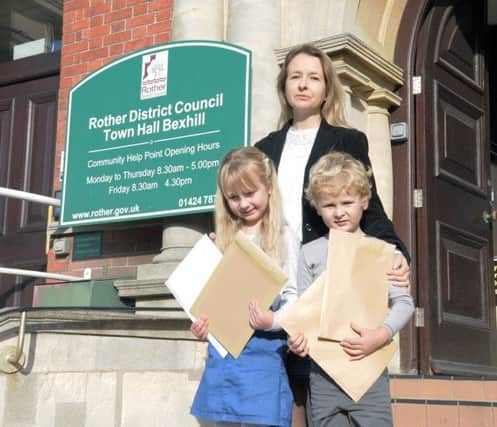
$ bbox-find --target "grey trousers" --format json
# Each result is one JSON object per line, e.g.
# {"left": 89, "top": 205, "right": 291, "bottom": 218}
{"left": 309, "top": 363, "right": 393, "bottom": 427}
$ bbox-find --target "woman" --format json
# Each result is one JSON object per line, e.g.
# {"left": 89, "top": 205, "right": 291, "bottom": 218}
{"left": 255, "top": 43, "right": 410, "bottom": 427}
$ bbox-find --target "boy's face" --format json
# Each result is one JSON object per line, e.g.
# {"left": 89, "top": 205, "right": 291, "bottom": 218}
{"left": 316, "top": 189, "right": 369, "bottom": 234}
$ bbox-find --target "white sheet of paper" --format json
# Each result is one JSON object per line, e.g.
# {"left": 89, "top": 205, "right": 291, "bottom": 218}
{"left": 165, "top": 234, "right": 227, "bottom": 358}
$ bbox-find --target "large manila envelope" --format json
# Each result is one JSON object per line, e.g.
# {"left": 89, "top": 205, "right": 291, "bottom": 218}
{"left": 191, "top": 231, "right": 288, "bottom": 358}
{"left": 165, "top": 234, "right": 228, "bottom": 357}
{"left": 280, "top": 273, "right": 397, "bottom": 402}
{"left": 319, "top": 229, "right": 396, "bottom": 341}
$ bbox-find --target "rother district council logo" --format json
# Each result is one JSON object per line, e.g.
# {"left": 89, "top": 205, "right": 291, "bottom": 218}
{"left": 140, "top": 50, "right": 168, "bottom": 100}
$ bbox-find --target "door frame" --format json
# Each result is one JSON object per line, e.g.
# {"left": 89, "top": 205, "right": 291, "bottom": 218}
{"left": 392, "top": 0, "right": 431, "bottom": 374}
{"left": 393, "top": 0, "right": 497, "bottom": 374}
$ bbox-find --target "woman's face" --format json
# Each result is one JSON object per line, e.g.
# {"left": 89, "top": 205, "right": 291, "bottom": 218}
{"left": 285, "top": 53, "right": 327, "bottom": 119}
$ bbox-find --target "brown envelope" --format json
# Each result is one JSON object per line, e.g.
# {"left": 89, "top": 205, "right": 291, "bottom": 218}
{"left": 191, "top": 231, "right": 288, "bottom": 358}
{"left": 319, "top": 229, "right": 396, "bottom": 341}
{"left": 280, "top": 274, "right": 397, "bottom": 402}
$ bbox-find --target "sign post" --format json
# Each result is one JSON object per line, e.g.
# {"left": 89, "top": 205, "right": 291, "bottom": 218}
{"left": 61, "top": 41, "right": 251, "bottom": 226}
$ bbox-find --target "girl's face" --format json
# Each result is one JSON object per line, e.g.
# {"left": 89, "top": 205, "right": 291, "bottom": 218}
{"left": 224, "top": 174, "right": 271, "bottom": 229}
{"left": 285, "top": 53, "right": 327, "bottom": 119}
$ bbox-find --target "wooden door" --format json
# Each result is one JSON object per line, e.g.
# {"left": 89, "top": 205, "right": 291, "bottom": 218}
{"left": 416, "top": 0, "right": 497, "bottom": 374}
{"left": 0, "top": 63, "right": 58, "bottom": 307}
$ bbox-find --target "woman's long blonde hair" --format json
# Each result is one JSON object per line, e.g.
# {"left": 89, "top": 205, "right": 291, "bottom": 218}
{"left": 276, "top": 43, "right": 349, "bottom": 128}
{"left": 214, "top": 147, "right": 286, "bottom": 265}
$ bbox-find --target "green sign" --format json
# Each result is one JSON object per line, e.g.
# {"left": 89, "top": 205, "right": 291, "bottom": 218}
{"left": 73, "top": 232, "right": 102, "bottom": 260}
{"left": 61, "top": 41, "right": 251, "bottom": 226}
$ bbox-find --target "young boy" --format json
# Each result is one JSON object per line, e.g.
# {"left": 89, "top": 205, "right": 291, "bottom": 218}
{"left": 288, "top": 152, "right": 414, "bottom": 427}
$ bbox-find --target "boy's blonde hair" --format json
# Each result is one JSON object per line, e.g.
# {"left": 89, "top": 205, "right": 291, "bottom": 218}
{"left": 277, "top": 43, "right": 349, "bottom": 128}
{"left": 305, "top": 152, "right": 372, "bottom": 207}
{"left": 215, "top": 147, "right": 286, "bottom": 265}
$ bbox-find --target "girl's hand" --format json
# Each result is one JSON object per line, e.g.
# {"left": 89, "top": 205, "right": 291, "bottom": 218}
{"left": 387, "top": 253, "right": 411, "bottom": 291}
{"left": 190, "top": 315, "right": 209, "bottom": 340}
{"left": 208, "top": 232, "right": 216, "bottom": 242}
{"left": 248, "top": 300, "right": 274, "bottom": 330}
{"left": 288, "top": 333, "right": 309, "bottom": 357}
{"left": 340, "top": 322, "right": 390, "bottom": 361}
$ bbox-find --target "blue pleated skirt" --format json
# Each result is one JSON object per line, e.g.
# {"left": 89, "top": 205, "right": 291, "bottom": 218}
{"left": 191, "top": 330, "right": 292, "bottom": 427}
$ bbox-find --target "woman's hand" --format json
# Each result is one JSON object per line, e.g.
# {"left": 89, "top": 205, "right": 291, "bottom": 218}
{"left": 340, "top": 322, "right": 390, "bottom": 361}
{"left": 288, "top": 333, "right": 309, "bottom": 357}
{"left": 387, "top": 252, "right": 411, "bottom": 291}
{"left": 190, "top": 315, "right": 209, "bottom": 340}
{"left": 248, "top": 300, "right": 274, "bottom": 330}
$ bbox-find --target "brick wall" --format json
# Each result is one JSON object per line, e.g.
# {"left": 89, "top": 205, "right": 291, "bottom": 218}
{"left": 48, "top": 0, "right": 173, "bottom": 279}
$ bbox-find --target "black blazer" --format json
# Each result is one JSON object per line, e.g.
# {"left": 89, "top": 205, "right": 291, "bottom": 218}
{"left": 256, "top": 120, "right": 409, "bottom": 261}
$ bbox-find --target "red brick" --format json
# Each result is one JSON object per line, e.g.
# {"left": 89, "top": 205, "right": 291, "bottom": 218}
{"left": 132, "top": 4, "right": 148, "bottom": 16}
{"left": 127, "top": 0, "right": 146, "bottom": 5}
{"left": 109, "top": 43, "right": 124, "bottom": 56}
{"left": 70, "top": 259, "right": 110, "bottom": 270}
{"left": 104, "top": 8, "right": 132, "bottom": 23}
{"left": 111, "top": 21, "right": 125, "bottom": 33}
{"left": 63, "top": 2, "right": 78, "bottom": 13}
{"left": 112, "top": 0, "right": 127, "bottom": 10}
{"left": 392, "top": 403, "right": 427, "bottom": 427}
{"left": 81, "top": 47, "right": 109, "bottom": 62}
{"left": 458, "top": 405, "right": 493, "bottom": 427}
{"left": 110, "top": 257, "right": 128, "bottom": 267}
{"left": 69, "top": 17, "right": 91, "bottom": 32}
{"left": 132, "top": 25, "right": 148, "bottom": 39}
{"left": 103, "top": 30, "right": 132, "bottom": 45}
{"left": 125, "top": 37, "right": 154, "bottom": 52}
{"left": 147, "top": 21, "right": 172, "bottom": 34}
{"left": 63, "top": 32, "right": 76, "bottom": 45}
{"left": 65, "top": 63, "right": 89, "bottom": 77}
{"left": 452, "top": 380, "right": 485, "bottom": 402}
{"left": 129, "top": 14, "right": 156, "bottom": 28}
{"left": 155, "top": 8, "right": 172, "bottom": 22}
{"left": 61, "top": 54, "right": 78, "bottom": 67}
{"left": 154, "top": 32, "right": 171, "bottom": 44}
{"left": 90, "top": 15, "right": 104, "bottom": 27}
{"left": 149, "top": 0, "right": 172, "bottom": 12}
{"left": 127, "top": 254, "right": 155, "bottom": 266}
{"left": 89, "top": 37, "right": 103, "bottom": 50}
{"left": 89, "top": 3, "right": 112, "bottom": 16}
{"left": 426, "top": 404, "right": 458, "bottom": 427}
{"left": 60, "top": 76, "right": 75, "bottom": 90}
{"left": 47, "top": 259, "right": 70, "bottom": 273}
{"left": 87, "top": 60, "right": 105, "bottom": 72}
{"left": 86, "top": 24, "right": 112, "bottom": 38}
{"left": 63, "top": 40, "right": 89, "bottom": 55}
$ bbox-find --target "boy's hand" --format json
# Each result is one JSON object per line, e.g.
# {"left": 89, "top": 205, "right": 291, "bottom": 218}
{"left": 248, "top": 300, "right": 274, "bottom": 330}
{"left": 387, "top": 253, "right": 410, "bottom": 291}
{"left": 190, "top": 315, "right": 209, "bottom": 340}
{"left": 288, "top": 333, "right": 309, "bottom": 357}
{"left": 340, "top": 322, "right": 390, "bottom": 361}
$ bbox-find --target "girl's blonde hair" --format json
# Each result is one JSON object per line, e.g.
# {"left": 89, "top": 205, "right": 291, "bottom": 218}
{"left": 276, "top": 43, "right": 349, "bottom": 128}
{"left": 215, "top": 147, "right": 286, "bottom": 265}
{"left": 305, "top": 152, "right": 372, "bottom": 207}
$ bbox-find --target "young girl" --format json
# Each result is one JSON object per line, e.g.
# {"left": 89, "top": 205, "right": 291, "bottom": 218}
{"left": 190, "top": 146, "right": 299, "bottom": 427}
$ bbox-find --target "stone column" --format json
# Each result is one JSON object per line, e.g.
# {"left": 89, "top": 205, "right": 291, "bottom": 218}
{"left": 172, "top": 0, "right": 224, "bottom": 40}
{"left": 226, "top": 0, "right": 281, "bottom": 141}
{"left": 366, "top": 101, "right": 393, "bottom": 218}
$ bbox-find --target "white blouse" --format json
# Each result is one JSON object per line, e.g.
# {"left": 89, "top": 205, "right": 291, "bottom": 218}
{"left": 277, "top": 126, "right": 318, "bottom": 241}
